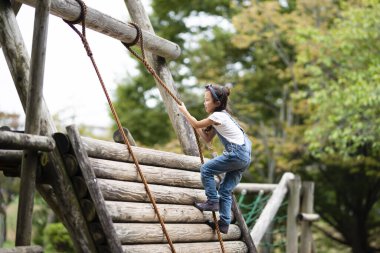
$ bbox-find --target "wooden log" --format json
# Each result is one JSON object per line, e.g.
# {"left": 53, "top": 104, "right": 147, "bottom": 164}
{"left": 83, "top": 137, "right": 203, "bottom": 171}
{"left": 98, "top": 179, "right": 206, "bottom": 205}
{"left": 105, "top": 201, "right": 219, "bottom": 223}
{"left": 250, "top": 172, "right": 295, "bottom": 245}
{"left": 124, "top": 0, "right": 199, "bottom": 156}
{"left": 113, "top": 127, "right": 136, "bottom": 146}
{"left": 88, "top": 223, "right": 106, "bottom": 245}
{"left": 121, "top": 241, "right": 248, "bottom": 253}
{"left": 234, "top": 183, "right": 277, "bottom": 193}
{"left": 231, "top": 195, "right": 257, "bottom": 253}
{"left": 0, "top": 1, "right": 97, "bottom": 251}
{"left": 52, "top": 132, "right": 71, "bottom": 154}
{"left": 114, "top": 223, "right": 241, "bottom": 244}
{"left": 67, "top": 125, "right": 123, "bottom": 253}
{"left": 0, "top": 131, "right": 55, "bottom": 151}
{"left": 300, "top": 182, "right": 316, "bottom": 253}
{"left": 16, "top": 0, "right": 51, "bottom": 245}
{"left": 0, "top": 246, "right": 43, "bottom": 253}
{"left": 15, "top": 0, "right": 181, "bottom": 60}
{"left": 80, "top": 198, "right": 96, "bottom": 222}
{"left": 90, "top": 158, "right": 203, "bottom": 189}
{"left": 286, "top": 176, "right": 301, "bottom": 253}
{"left": 63, "top": 154, "right": 78, "bottom": 177}
{"left": 72, "top": 176, "right": 88, "bottom": 199}
{"left": 297, "top": 213, "right": 319, "bottom": 222}
{"left": 0, "top": 150, "right": 22, "bottom": 166}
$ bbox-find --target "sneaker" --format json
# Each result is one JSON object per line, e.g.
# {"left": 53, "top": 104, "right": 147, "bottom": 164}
{"left": 206, "top": 220, "right": 229, "bottom": 234}
{"left": 194, "top": 200, "right": 219, "bottom": 212}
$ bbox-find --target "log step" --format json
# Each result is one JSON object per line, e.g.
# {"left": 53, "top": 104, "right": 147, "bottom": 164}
{"left": 98, "top": 179, "right": 206, "bottom": 204}
{"left": 121, "top": 241, "right": 248, "bottom": 253}
{"left": 105, "top": 201, "right": 219, "bottom": 223}
{"left": 91, "top": 158, "right": 203, "bottom": 189}
{"left": 114, "top": 223, "right": 241, "bottom": 244}
{"left": 82, "top": 137, "right": 203, "bottom": 171}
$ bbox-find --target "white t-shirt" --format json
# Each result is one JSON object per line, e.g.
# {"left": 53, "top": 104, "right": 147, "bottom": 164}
{"left": 208, "top": 111, "right": 245, "bottom": 145}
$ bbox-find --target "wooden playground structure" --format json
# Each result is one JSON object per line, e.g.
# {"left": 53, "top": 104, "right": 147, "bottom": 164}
{"left": 0, "top": 0, "right": 319, "bottom": 252}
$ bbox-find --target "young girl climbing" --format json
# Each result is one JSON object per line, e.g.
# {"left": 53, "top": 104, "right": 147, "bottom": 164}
{"left": 178, "top": 84, "right": 252, "bottom": 234}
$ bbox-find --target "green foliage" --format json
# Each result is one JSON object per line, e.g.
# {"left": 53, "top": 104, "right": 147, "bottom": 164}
{"left": 43, "top": 223, "right": 74, "bottom": 253}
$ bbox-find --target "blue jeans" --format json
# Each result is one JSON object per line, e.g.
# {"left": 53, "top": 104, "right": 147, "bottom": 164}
{"left": 200, "top": 134, "right": 251, "bottom": 225}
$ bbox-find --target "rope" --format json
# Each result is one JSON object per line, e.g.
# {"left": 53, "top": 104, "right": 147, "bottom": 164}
{"left": 123, "top": 23, "right": 227, "bottom": 253}
{"left": 62, "top": 1, "right": 177, "bottom": 252}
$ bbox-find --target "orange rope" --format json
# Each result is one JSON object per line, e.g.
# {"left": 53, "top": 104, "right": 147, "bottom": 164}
{"left": 123, "top": 23, "right": 226, "bottom": 253}
{"left": 63, "top": 1, "right": 176, "bottom": 252}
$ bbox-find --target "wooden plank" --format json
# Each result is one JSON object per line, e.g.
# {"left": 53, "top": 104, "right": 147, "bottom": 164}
{"left": 15, "top": 0, "right": 181, "bottom": 60}
{"left": 83, "top": 136, "right": 203, "bottom": 171}
{"left": 105, "top": 201, "right": 218, "bottom": 223}
{"left": 0, "top": 131, "right": 55, "bottom": 151}
{"left": 300, "top": 182, "right": 316, "bottom": 253}
{"left": 124, "top": 0, "right": 199, "bottom": 156}
{"left": 0, "top": 246, "right": 43, "bottom": 253}
{"left": 113, "top": 223, "right": 241, "bottom": 244}
{"left": 0, "top": 1, "right": 98, "bottom": 251}
{"left": 98, "top": 179, "right": 206, "bottom": 204}
{"left": 231, "top": 195, "right": 257, "bottom": 253}
{"left": 16, "top": 0, "right": 50, "bottom": 245}
{"left": 286, "top": 176, "right": 301, "bottom": 253}
{"left": 66, "top": 125, "right": 123, "bottom": 253}
{"left": 90, "top": 158, "right": 203, "bottom": 188}
{"left": 121, "top": 241, "right": 248, "bottom": 253}
{"left": 234, "top": 183, "right": 277, "bottom": 193}
{"left": 250, "top": 172, "right": 295, "bottom": 245}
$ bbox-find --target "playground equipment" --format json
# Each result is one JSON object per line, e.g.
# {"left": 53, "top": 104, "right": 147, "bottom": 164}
{"left": 0, "top": 0, "right": 319, "bottom": 252}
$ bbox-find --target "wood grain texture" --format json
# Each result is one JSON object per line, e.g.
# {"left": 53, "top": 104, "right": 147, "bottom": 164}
{"left": 98, "top": 179, "right": 206, "bottom": 204}
{"left": 121, "top": 241, "right": 248, "bottom": 253}
{"left": 91, "top": 158, "right": 203, "bottom": 188}
{"left": 114, "top": 223, "right": 241, "bottom": 244}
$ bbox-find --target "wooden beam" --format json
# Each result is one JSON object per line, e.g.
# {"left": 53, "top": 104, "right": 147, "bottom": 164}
{"left": 0, "top": 150, "right": 22, "bottom": 165}
{"left": 250, "top": 172, "right": 295, "bottom": 245}
{"left": 113, "top": 223, "right": 241, "bottom": 244}
{"left": 234, "top": 183, "right": 277, "bottom": 193}
{"left": 90, "top": 157, "right": 204, "bottom": 189}
{"left": 105, "top": 201, "right": 217, "bottom": 223}
{"left": 98, "top": 178, "right": 206, "bottom": 205}
{"left": 66, "top": 125, "right": 123, "bottom": 253}
{"left": 124, "top": 0, "right": 199, "bottom": 156}
{"left": 16, "top": 0, "right": 50, "bottom": 245}
{"left": 286, "top": 176, "right": 301, "bottom": 253}
{"left": 299, "top": 182, "right": 316, "bottom": 253}
{"left": 0, "top": 246, "right": 43, "bottom": 253}
{"left": 0, "top": 1, "right": 98, "bottom": 251}
{"left": 15, "top": 0, "right": 181, "bottom": 60}
{"left": 0, "top": 131, "right": 55, "bottom": 151}
{"left": 122, "top": 241, "right": 248, "bottom": 253}
{"left": 82, "top": 136, "right": 203, "bottom": 171}
{"left": 10, "top": 0, "right": 21, "bottom": 14}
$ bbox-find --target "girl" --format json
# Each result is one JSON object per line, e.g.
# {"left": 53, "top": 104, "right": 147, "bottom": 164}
{"left": 178, "top": 84, "right": 252, "bottom": 234}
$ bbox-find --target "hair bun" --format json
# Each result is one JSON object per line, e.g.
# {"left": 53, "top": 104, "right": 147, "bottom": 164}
{"left": 222, "top": 86, "right": 230, "bottom": 97}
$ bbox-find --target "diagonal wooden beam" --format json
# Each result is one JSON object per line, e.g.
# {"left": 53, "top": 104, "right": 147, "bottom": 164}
{"left": 15, "top": 0, "right": 181, "bottom": 60}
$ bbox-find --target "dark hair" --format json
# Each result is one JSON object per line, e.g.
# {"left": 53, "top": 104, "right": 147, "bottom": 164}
{"left": 205, "top": 84, "right": 230, "bottom": 112}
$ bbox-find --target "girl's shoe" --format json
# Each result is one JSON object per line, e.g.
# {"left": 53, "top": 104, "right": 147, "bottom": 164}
{"left": 206, "top": 220, "right": 229, "bottom": 234}
{"left": 194, "top": 200, "right": 219, "bottom": 211}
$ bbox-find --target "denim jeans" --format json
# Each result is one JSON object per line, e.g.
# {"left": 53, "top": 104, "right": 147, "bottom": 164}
{"left": 200, "top": 132, "right": 252, "bottom": 225}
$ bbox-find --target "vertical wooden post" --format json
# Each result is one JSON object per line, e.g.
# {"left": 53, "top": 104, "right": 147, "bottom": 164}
{"left": 123, "top": 0, "right": 199, "bottom": 156}
{"left": 300, "top": 182, "right": 315, "bottom": 253}
{"left": 286, "top": 176, "right": 301, "bottom": 253}
{"left": 15, "top": 0, "right": 51, "bottom": 246}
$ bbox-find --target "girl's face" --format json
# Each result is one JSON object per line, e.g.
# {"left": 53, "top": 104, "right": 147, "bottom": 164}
{"left": 204, "top": 91, "right": 220, "bottom": 114}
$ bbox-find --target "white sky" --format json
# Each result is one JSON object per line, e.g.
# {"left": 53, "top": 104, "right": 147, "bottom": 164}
{"left": 0, "top": 1, "right": 152, "bottom": 130}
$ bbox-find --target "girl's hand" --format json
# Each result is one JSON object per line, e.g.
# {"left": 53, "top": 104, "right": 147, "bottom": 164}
{"left": 178, "top": 102, "right": 188, "bottom": 114}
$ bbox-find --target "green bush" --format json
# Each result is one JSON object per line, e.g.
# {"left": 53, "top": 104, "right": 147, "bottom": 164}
{"left": 43, "top": 223, "right": 74, "bottom": 253}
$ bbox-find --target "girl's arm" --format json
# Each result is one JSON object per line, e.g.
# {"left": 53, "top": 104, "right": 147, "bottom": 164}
{"left": 178, "top": 103, "right": 214, "bottom": 129}
{"left": 197, "top": 127, "right": 217, "bottom": 143}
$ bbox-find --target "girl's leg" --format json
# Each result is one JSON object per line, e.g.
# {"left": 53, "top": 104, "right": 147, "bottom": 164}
{"left": 218, "top": 169, "right": 244, "bottom": 225}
